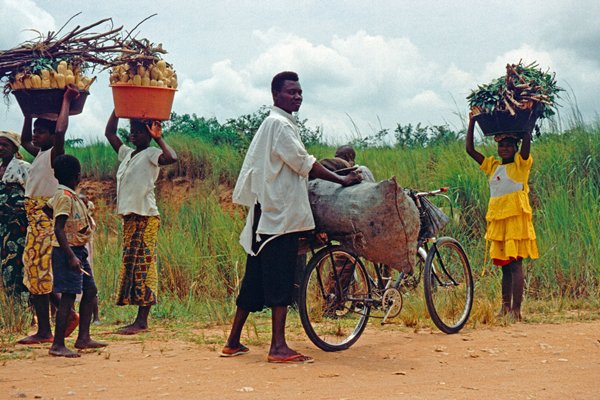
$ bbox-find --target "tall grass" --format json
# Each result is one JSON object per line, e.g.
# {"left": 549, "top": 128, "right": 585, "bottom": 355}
{"left": 84, "top": 123, "right": 600, "bottom": 326}
{"left": 2, "top": 121, "right": 598, "bottom": 333}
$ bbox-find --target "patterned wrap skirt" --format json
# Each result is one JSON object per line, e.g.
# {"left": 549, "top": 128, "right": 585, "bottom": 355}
{"left": 22, "top": 197, "right": 54, "bottom": 295}
{"left": 116, "top": 214, "right": 160, "bottom": 306}
{"left": 0, "top": 182, "right": 29, "bottom": 301}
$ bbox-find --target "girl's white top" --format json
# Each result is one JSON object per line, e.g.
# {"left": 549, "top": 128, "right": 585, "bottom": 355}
{"left": 25, "top": 148, "right": 58, "bottom": 198}
{"left": 116, "top": 145, "right": 162, "bottom": 216}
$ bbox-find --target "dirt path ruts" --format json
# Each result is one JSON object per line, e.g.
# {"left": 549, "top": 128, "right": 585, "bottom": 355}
{"left": 2, "top": 321, "right": 600, "bottom": 400}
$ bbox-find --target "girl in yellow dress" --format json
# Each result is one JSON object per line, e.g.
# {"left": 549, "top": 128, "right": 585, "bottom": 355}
{"left": 466, "top": 114, "right": 538, "bottom": 321}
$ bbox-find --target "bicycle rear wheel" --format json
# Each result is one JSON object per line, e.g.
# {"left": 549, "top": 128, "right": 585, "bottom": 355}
{"left": 423, "top": 237, "right": 473, "bottom": 334}
{"left": 299, "top": 245, "right": 371, "bottom": 352}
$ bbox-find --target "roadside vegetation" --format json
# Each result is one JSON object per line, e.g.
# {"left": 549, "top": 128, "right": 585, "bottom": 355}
{"left": 1, "top": 108, "right": 598, "bottom": 340}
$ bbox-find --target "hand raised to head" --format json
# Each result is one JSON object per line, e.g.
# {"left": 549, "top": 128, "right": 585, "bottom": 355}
{"left": 146, "top": 121, "right": 163, "bottom": 139}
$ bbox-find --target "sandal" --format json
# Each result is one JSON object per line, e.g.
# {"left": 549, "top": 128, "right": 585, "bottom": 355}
{"left": 220, "top": 344, "right": 250, "bottom": 357}
{"left": 267, "top": 353, "right": 314, "bottom": 364}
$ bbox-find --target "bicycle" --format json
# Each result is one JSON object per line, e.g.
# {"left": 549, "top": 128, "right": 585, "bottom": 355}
{"left": 298, "top": 188, "right": 474, "bottom": 352}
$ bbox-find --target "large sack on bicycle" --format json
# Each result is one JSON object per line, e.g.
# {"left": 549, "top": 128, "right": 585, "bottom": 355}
{"left": 308, "top": 177, "right": 420, "bottom": 273}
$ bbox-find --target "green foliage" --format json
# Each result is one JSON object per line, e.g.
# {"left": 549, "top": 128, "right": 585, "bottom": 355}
{"left": 163, "top": 107, "right": 323, "bottom": 152}
{"left": 467, "top": 61, "right": 562, "bottom": 119}
{"left": 59, "top": 113, "right": 599, "bottom": 328}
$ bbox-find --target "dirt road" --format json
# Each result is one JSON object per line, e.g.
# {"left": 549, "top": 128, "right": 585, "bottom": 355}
{"left": 2, "top": 321, "right": 600, "bottom": 400}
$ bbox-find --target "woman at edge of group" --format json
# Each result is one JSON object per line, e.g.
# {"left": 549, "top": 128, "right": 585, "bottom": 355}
{"left": 0, "top": 131, "right": 30, "bottom": 303}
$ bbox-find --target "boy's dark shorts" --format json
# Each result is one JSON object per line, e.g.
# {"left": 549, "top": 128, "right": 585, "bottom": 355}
{"left": 236, "top": 232, "right": 302, "bottom": 312}
{"left": 52, "top": 246, "right": 96, "bottom": 295}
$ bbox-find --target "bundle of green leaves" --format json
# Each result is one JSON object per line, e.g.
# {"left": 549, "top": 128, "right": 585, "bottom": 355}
{"left": 467, "top": 61, "right": 562, "bottom": 119}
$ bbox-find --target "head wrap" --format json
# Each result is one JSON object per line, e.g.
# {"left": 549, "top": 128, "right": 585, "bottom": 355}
{"left": 0, "top": 130, "right": 21, "bottom": 148}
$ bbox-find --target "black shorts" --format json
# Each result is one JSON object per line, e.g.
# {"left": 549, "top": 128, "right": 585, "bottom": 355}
{"left": 236, "top": 203, "right": 303, "bottom": 312}
{"left": 236, "top": 232, "right": 301, "bottom": 312}
{"left": 52, "top": 246, "right": 96, "bottom": 295}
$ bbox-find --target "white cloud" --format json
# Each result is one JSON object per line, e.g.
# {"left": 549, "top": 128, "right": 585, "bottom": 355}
{"left": 1, "top": 1, "right": 599, "bottom": 143}
{"left": 0, "top": 0, "right": 55, "bottom": 48}
{"left": 176, "top": 30, "right": 453, "bottom": 141}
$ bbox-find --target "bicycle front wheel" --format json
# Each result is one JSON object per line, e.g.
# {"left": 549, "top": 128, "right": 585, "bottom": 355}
{"left": 423, "top": 237, "right": 473, "bottom": 334}
{"left": 299, "top": 245, "right": 371, "bottom": 352}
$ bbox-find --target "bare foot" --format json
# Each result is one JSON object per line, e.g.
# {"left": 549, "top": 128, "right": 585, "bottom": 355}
{"left": 115, "top": 324, "right": 148, "bottom": 335}
{"left": 49, "top": 345, "right": 80, "bottom": 358}
{"left": 74, "top": 339, "right": 108, "bottom": 349}
{"left": 496, "top": 307, "right": 511, "bottom": 319}
{"left": 17, "top": 334, "right": 54, "bottom": 345}
{"left": 510, "top": 310, "right": 522, "bottom": 322}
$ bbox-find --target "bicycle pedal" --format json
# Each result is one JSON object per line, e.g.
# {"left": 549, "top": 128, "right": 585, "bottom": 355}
{"left": 381, "top": 288, "right": 403, "bottom": 324}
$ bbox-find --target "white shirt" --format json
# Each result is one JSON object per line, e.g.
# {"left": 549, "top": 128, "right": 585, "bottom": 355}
{"left": 489, "top": 164, "right": 523, "bottom": 198}
{"left": 116, "top": 145, "right": 162, "bottom": 216}
{"left": 233, "top": 106, "right": 316, "bottom": 255}
{"left": 2, "top": 157, "right": 30, "bottom": 187}
{"left": 25, "top": 148, "right": 58, "bottom": 198}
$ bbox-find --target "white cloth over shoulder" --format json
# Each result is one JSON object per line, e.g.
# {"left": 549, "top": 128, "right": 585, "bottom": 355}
{"left": 233, "top": 106, "right": 317, "bottom": 255}
{"left": 25, "top": 148, "right": 57, "bottom": 198}
{"left": 2, "top": 157, "right": 30, "bottom": 186}
{"left": 116, "top": 145, "right": 162, "bottom": 216}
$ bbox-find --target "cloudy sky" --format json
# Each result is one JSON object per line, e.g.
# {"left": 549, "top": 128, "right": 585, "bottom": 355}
{"left": 1, "top": 0, "right": 599, "bottom": 143}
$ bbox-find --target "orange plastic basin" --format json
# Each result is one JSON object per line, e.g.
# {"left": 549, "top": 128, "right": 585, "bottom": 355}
{"left": 111, "top": 85, "right": 176, "bottom": 121}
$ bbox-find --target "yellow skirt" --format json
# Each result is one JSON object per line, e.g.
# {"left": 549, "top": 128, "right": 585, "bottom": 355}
{"left": 22, "top": 197, "right": 54, "bottom": 295}
{"left": 485, "top": 213, "right": 538, "bottom": 262}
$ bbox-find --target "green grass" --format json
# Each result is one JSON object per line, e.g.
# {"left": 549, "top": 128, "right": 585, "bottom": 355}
{"left": 1, "top": 121, "right": 599, "bottom": 339}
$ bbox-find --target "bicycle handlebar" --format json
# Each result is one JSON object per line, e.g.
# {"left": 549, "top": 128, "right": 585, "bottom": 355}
{"left": 414, "top": 187, "right": 449, "bottom": 198}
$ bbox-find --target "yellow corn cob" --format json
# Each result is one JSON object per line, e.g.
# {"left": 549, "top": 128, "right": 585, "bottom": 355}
{"left": 23, "top": 76, "right": 32, "bottom": 89}
{"left": 133, "top": 74, "right": 142, "bottom": 86}
{"left": 66, "top": 74, "right": 75, "bottom": 85}
{"left": 11, "top": 74, "right": 24, "bottom": 89}
{"left": 150, "top": 68, "right": 163, "bottom": 81}
{"left": 31, "top": 74, "right": 42, "bottom": 88}
{"left": 156, "top": 60, "right": 167, "bottom": 71}
{"left": 55, "top": 73, "right": 66, "bottom": 89}
{"left": 57, "top": 61, "right": 67, "bottom": 75}
{"left": 141, "top": 76, "right": 150, "bottom": 86}
{"left": 150, "top": 79, "right": 157, "bottom": 87}
{"left": 41, "top": 70, "right": 50, "bottom": 80}
{"left": 41, "top": 78, "right": 51, "bottom": 88}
